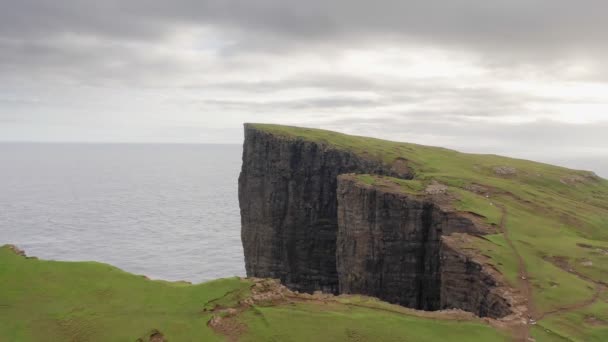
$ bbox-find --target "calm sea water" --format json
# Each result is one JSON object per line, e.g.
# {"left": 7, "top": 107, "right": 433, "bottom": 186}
{"left": 0, "top": 143, "right": 245, "bottom": 283}
{"left": 1, "top": 143, "right": 606, "bottom": 284}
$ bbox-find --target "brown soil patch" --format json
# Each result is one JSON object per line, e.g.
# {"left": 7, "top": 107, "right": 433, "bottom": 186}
{"left": 6, "top": 244, "right": 26, "bottom": 256}
{"left": 208, "top": 314, "right": 247, "bottom": 342}
{"left": 136, "top": 329, "right": 166, "bottom": 342}
{"left": 464, "top": 183, "right": 491, "bottom": 195}
{"left": 425, "top": 181, "right": 448, "bottom": 195}
{"left": 493, "top": 166, "right": 517, "bottom": 176}
{"left": 545, "top": 256, "right": 573, "bottom": 272}
{"left": 584, "top": 315, "right": 608, "bottom": 326}
{"left": 207, "top": 278, "right": 295, "bottom": 341}
{"left": 149, "top": 331, "right": 165, "bottom": 342}
{"left": 560, "top": 173, "right": 600, "bottom": 186}
{"left": 390, "top": 158, "right": 412, "bottom": 178}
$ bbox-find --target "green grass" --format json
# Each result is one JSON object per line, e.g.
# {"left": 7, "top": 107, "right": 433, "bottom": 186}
{"left": 353, "top": 174, "right": 425, "bottom": 194}
{"left": 239, "top": 302, "right": 509, "bottom": 342}
{"left": 451, "top": 187, "right": 503, "bottom": 225}
{"left": 0, "top": 246, "right": 509, "bottom": 341}
{"left": 0, "top": 246, "right": 251, "bottom": 341}
{"left": 538, "top": 300, "right": 608, "bottom": 342}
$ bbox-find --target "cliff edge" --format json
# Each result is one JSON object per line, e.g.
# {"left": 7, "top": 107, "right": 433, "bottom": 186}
{"left": 239, "top": 123, "right": 608, "bottom": 330}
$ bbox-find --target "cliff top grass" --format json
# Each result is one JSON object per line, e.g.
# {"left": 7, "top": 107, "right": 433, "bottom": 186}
{"left": 0, "top": 245, "right": 509, "bottom": 341}
{"left": 348, "top": 174, "right": 426, "bottom": 195}
{"left": 251, "top": 123, "right": 608, "bottom": 342}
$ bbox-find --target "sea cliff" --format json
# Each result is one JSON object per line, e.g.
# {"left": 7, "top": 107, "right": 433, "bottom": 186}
{"left": 238, "top": 124, "right": 528, "bottom": 318}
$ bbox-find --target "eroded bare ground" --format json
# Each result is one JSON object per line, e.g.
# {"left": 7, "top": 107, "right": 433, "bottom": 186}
{"left": 207, "top": 278, "right": 523, "bottom": 342}
{"left": 136, "top": 329, "right": 166, "bottom": 342}
{"left": 496, "top": 205, "right": 535, "bottom": 341}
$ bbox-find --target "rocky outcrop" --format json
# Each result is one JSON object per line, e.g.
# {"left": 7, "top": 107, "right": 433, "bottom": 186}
{"left": 440, "top": 238, "right": 514, "bottom": 318}
{"left": 336, "top": 175, "right": 499, "bottom": 313}
{"left": 238, "top": 125, "right": 411, "bottom": 293}
{"left": 336, "top": 177, "right": 443, "bottom": 310}
{"left": 239, "top": 124, "right": 516, "bottom": 319}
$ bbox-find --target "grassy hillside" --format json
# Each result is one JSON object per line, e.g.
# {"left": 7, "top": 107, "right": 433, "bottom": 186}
{"left": 0, "top": 246, "right": 508, "bottom": 341}
{"left": 251, "top": 124, "right": 608, "bottom": 341}
{"left": 1, "top": 124, "right": 606, "bottom": 341}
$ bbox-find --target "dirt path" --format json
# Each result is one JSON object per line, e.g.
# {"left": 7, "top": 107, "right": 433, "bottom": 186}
{"left": 496, "top": 205, "right": 534, "bottom": 341}
{"left": 495, "top": 199, "right": 606, "bottom": 341}
{"left": 536, "top": 256, "right": 606, "bottom": 321}
{"left": 537, "top": 284, "right": 605, "bottom": 321}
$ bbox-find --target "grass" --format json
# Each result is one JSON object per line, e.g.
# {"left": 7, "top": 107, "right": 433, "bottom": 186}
{"left": 0, "top": 245, "right": 251, "bottom": 341}
{"left": 0, "top": 246, "right": 508, "bottom": 341}
{"left": 353, "top": 174, "right": 425, "bottom": 194}
{"left": 538, "top": 299, "right": 608, "bottom": 342}
{"left": 238, "top": 302, "right": 509, "bottom": 342}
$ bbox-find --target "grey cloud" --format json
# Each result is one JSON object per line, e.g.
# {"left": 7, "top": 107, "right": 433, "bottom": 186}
{"left": 3, "top": 1, "right": 607, "bottom": 50}
{"left": 200, "top": 96, "right": 381, "bottom": 111}
{"left": 2, "top": 1, "right": 608, "bottom": 61}
{"left": 1, "top": 0, "right": 607, "bottom": 179}
{"left": 1, "top": 0, "right": 608, "bottom": 91}
{"left": 318, "top": 115, "right": 608, "bottom": 159}
{"left": 199, "top": 73, "right": 377, "bottom": 93}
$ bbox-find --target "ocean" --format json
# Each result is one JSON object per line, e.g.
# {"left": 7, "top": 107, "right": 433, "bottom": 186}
{"left": 0, "top": 143, "right": 245, "bottom": 283}
{"left": 1, "top": 143, "right": 606, "bottom": 284}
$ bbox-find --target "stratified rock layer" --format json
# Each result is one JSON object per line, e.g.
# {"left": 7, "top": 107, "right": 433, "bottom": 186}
{"left": 336, "top": 175, "right": 485, "bottom": 311}
{"left": 440, "top": 238, "right": 513, "bottom": 318}
{"left": 239, "top": 124, "right": 515, "bottom": 318}
{"left": 238, "top": 125, "right": 410, "bottom": 293}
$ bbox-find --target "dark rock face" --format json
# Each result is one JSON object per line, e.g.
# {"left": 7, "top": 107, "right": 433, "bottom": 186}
{"left": 440, "top": 241, "right": 513, "bottom": 318}
{"left": 336, "top": 177, "right": 443, "bottom": 310}
{"left": 238, "top": 125, "right": 407, "bottom": 293}
{"left": 336, "top": 176, "right": 483, "bottom": 311}
{"left": 239, "top": 124, "right": 513, "bottom": 318}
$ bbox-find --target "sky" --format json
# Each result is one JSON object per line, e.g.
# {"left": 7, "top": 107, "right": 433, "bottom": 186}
{"left": 1, "top": 1, "right": 607, "bottom": 176}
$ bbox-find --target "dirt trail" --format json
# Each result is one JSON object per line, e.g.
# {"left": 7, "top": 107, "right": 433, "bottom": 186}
{"left": 537, "top": 256, "right": 606, "bottom": 321}
{"left": 496, "top": 205, "right": 534, "bottom": 341}
{"left": 532, "top": 258, "right": 606, "bottom": 341}
{"left": 537, "top": 284, "right": 605, "bottom": 320}
{"left": 494, "top": 197, "right": 606, "bottom": 341}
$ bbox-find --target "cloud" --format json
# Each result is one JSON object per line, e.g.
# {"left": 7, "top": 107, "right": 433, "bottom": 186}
{"left": 0, "top": 0, "right": 607, "bottom": 180}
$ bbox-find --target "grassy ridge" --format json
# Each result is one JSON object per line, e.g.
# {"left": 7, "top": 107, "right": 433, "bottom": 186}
{"left": 0, "top": 246, "right": 508, "bottom": 341}
{"left": 0, "top": 246, "right": 251, "bottom": 341}
{"left": 240, "top": 302, "right": 508, "bottom": 342}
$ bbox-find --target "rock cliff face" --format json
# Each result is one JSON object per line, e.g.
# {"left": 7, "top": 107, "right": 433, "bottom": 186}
{"left": 336, "top": 176, "right": 479, "bottom": 310}
{"left": 239, "top": 124, "right": 515, "bottom": 318}
{"left": 238, "top": 125, "right": 411, "bottom": 293}
{"left": 440, "top": 238, "right": 513, "bottom": 318}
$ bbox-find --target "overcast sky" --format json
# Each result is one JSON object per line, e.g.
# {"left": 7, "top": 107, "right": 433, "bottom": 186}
{"left": 1, "top": 1, "right": 607, "bottom": 175}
